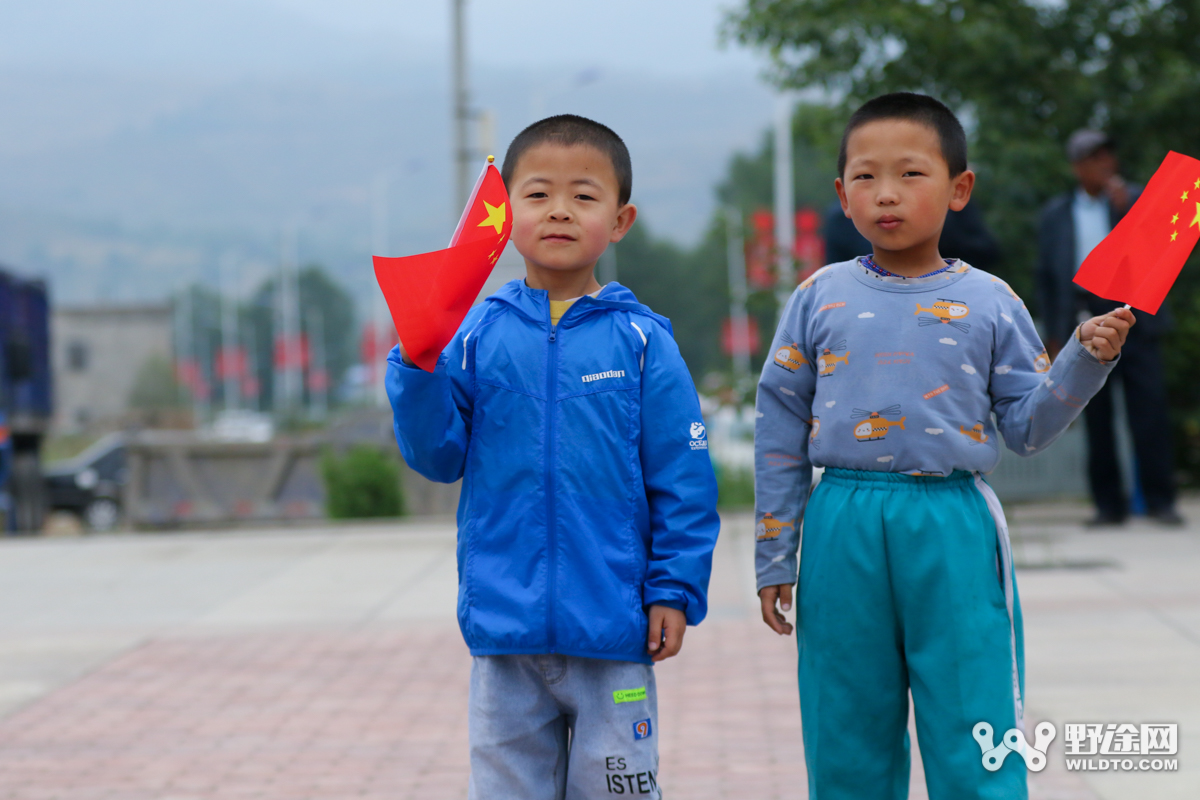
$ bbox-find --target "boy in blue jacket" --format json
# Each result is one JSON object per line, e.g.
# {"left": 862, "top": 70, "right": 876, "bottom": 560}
{"left": 755, "top": 94, "right": 1133, "bottom": 798}
{"left": 388, "top": 115, "right": 720, "bottom": 800}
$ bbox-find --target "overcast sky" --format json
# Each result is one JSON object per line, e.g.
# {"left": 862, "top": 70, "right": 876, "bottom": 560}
{"left": 0, "top": 0, "right": 761, "bottom": 79}
{"left": 0, "top": 1, "right": 782, "bottom": 303}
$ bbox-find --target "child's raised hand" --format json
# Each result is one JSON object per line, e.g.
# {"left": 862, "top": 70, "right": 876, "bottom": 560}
{"left": 1078, "top": 307, "right": 1135, "bottom": 362}
{"left": 647, "top": 605, "right": 686, "bottom": 662}
{"left": 759, "top": 585, "right": 794, "bottom": 636}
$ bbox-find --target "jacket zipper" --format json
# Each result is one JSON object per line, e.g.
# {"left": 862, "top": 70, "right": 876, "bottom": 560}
{"left": 545, "top": 321, "right": 559, "bottom": 652}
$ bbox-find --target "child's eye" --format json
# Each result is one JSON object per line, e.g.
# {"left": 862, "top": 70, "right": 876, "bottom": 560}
{"left": 903, "top": 171, "right": 925, "bottom": 177}
{"left": 527, "top": 191, "right": 548, "bottom": 199}
{"left": 853, "top": 173, "right": 873, "bottom": 181}
{"left": 576, "top": 194, "right": 596, "bottom": 201}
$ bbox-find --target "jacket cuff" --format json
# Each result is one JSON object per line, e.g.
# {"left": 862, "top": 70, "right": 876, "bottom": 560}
{"left": 645, "top": 598, "right": 686, "bottom": 613}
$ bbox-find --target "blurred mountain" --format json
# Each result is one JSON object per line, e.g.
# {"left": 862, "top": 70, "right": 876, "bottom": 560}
{"left": 0, "top": 0, "right": 774, "bottom": 305}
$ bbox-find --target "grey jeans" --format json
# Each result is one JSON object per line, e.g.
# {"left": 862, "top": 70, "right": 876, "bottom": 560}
{"left": 468, "top": 654, "right": 660, "bottom": 800}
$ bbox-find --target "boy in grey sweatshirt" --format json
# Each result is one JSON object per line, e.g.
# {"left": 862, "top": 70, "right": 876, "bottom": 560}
{"left": 754, "top": 93, "right": 1132, "bottom": 799}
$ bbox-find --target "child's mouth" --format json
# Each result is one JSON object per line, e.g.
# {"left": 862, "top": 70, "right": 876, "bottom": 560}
{"left": 543, "top": 235, "right": 575, "bottom": 243}
{"left": 877, "top": 216, "right": 901, "bottom": 230}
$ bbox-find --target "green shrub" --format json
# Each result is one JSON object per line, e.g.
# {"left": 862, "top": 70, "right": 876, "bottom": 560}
{"left": 716, "top": 466, "right": 755, "bottom": 510}
{"left": 322, "top": 446, "right": 405, "bottom": 519}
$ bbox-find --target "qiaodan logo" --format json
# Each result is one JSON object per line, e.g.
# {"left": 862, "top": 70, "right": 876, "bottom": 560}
{"left": 689, "top": 422, "right": 708, "bottom": 450}
{"left": 974, "top": 721, "right": 1056, "bottom": 772}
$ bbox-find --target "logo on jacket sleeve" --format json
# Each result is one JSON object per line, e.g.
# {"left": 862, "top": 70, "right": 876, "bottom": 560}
{"left": 689, "top": 422, "right": 708, "bottom": 450}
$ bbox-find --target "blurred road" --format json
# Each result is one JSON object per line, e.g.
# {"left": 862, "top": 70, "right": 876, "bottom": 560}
{"left": 0, "top": 501, "right": 1197, "bottom": 799}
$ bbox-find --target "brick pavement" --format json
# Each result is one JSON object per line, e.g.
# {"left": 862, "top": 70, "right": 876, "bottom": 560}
{"left": 0, "top": 620, "right": 805, "bottom": 800}
{"left": 6, "top": 508, "right": 1197, "bottom": 798}
{"left": 0, "top": 615, "right": 1100, "bottom": 800}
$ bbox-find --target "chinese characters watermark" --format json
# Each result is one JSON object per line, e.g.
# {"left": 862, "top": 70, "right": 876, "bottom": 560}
{"left": 973, "top": 721, "right": 1179, "bottom": 773}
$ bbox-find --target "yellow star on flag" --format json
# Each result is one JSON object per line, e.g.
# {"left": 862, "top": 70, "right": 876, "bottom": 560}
{"left": 1171, "top": 213, "right": 1180, "bottom": 224}
{"left": 1195, "top": 178, "right": 1200, "bottom": 189}
{"left": 1191, "top": 201, "right": 1200, "bottom": 229}
{"left": 1171, "top": 231, "right": 1178, "bottom": 242}
{"left": 477, "top": 201, "right": 507, "bottom": 235}
{"left": 1182, "top": 190, "right": 1190, "bottom": 202}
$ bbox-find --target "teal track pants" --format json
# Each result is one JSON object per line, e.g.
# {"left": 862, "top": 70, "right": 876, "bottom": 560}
{"left": 797, "top": 469, "right": 1026, "bottom": 800}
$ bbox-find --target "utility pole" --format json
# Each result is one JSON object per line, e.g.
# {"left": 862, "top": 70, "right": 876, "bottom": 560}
{"left": 193, "top": 289, "right": 211, "bottom": 425}
{"left": 272, "top": 237, "right": 284, "bottom": 417}
{"left": 773, "top": 94, "right": 795, "bottom": 316}
{"left": 180, "top": 287, "right": 204, "bottom": 426}
{"left": 277, "top": 226, "right": 301, "bottom": 417}
{"left": 306, "top": 307, "right": 327, "bottom": 421}
{"left": 219, "top": 252, "right": 240, "bottom": 412}
{"left": 452, "top": 0, "right": 471, "bottom": 210}
{"left": 371, "top": 174, "right": 390, "bottom": 408}
{"left": 726, "top": 209, "right": 752, "bottom": 393}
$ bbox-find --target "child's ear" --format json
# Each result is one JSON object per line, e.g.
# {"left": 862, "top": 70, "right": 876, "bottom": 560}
{"left": 834, "top": 178, "right": 851, "bottom": 217}
{"left": 949, "top": 169, "right": 976, "bottom": 211}
{"left": 610, "top": 203, "right": 638, "bottom": 243}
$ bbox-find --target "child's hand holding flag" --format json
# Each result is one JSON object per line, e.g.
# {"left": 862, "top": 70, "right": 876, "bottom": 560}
{"left": 374, "top": 157, "right": 513, "bottom": 372}
{"left": 1074, "top": 150, "right": 1200, "bottom": 315}
{"left": 1077, "top": 307, "right": 1134, "bottom": 362}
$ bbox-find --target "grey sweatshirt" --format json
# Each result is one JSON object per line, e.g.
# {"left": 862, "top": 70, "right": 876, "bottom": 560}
{"left": 754, "top": 258, "right": 1115, "bottom": 591}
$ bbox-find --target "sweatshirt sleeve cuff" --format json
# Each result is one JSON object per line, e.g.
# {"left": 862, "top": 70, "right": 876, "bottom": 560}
{"left": 755, "top": 561, "right": 799, "bottom": 595}
{"left": 1071, "top": 325, "right": 1120, "bottom": 368}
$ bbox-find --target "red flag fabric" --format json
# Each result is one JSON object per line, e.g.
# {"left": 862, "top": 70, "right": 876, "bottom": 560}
{"left": 1073, "top": 150, "right": 1200, "bottom": 314}
{"left": 373, "top": 162, "right": 512, "bottom": 372}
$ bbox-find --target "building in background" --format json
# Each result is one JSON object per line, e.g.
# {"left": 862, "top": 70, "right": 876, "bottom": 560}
{"left": 52, "top": 305, "right": 176, "bottom": 434}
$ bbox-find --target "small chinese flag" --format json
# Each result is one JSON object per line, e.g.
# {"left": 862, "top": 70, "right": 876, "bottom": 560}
{"left": 373, "top": 160, "right": 512, "bottom": 372}
{"left": 1074, "top": 150, "right": 1200, "bottom": 314}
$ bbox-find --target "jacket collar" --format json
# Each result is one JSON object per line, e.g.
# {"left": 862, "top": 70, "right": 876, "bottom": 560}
{"left": 485, "top": 279, "right": 673, "bottom": 334}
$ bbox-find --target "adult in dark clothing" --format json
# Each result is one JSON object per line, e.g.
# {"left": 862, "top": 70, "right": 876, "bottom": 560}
{"left": 1036, "top": 130, "right": 1182, "bottom": 526}
{"left": 823, "top": 200, "right": 1002, "bottom": 270}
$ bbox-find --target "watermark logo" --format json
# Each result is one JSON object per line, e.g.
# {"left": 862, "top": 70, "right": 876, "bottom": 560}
{"left": 973, "top": 721, "right": 1055, "bottom": 772}
{"left": 974, "top": 721, "right": 1179, "bottom": 773}
{"left": 1063, "top": 722, "right": 1178, "bottom": 772}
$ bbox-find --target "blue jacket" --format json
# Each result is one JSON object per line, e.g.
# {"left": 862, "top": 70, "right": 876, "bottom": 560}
{"left": 387, "top": 280, "right": 720, "bottom": 664}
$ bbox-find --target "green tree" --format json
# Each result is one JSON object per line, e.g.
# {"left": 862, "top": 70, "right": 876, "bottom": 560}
{"left": 247, "top": 265, "right": 357, "bottom": 411}
{"left": 615, "top": 110, "right": 843, "bottom": 388}
{"left": 616, "top": 220, "right": 727, "bottom": 383}
{"left": 322, "top": 446, "right": 405, "bottom": 519}
{"left": 128, "top": 355, "right": 184, "bottom": 410}
{"left": 727, "top": 0, "right": 1200, "bottom": 481}
{"left": 729, "top": 0, "right": 1200, "bottom": 293}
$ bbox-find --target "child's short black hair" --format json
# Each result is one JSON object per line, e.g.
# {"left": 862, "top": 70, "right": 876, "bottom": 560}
{"left": 501, "top": 114, "right": 633, "bottom": 206}
{"left": 838, "top": 93, "right": 968, "bottom": 178}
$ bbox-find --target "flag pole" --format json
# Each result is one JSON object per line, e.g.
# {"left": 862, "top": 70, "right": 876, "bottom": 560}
{"left": 449, "top": 156, "right": 497, "bottom": 247}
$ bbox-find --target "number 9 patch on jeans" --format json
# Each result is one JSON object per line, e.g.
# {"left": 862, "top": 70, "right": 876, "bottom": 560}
{"left": 633, "top": 718, "right": 652, "bottom": 740}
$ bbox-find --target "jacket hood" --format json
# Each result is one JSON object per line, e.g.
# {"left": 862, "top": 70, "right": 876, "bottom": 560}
{"left": 485, "top": 279, "right": 673, "bottom": 335}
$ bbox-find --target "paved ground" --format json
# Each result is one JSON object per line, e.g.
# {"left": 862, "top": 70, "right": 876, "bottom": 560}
{"left": 0, "top": 500, "right": 1197, "bottom": 799}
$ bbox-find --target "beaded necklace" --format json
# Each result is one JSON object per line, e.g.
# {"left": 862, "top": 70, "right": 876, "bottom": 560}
{"left": 859, "top": 255, "right": 955, "bottom": 279}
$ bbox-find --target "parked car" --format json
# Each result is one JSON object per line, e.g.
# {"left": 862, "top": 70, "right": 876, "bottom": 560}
{"left": 44, "top": 433, "right": 127, "bottom": 531}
